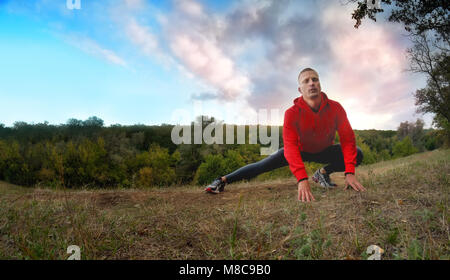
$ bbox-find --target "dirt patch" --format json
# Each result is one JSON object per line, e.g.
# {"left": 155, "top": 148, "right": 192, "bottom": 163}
{"left": 94, "top": 192, "right": 134, "bottom": 208}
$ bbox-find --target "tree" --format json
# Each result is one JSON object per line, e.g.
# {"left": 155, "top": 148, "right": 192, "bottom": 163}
{"left": 397, "top": 119, "right": 426, "bottom": 150}
{"left": 351, "top": 0, "right": 449, "bottom": 44}
{"left": 133, "top": 144, "right": 179, "bottom": 187}
{"left": 137, "top": 167, "right": 154, "bottom": 188}
{"left": 83, "top": 116, "right": 104, "bottom": 127}
{"left": 66, "top": 118, "right": 83, "bottom": 127}
{"left": 409, "top": 34, "right": 449, "bottom": 118}
{"left": 355, "top": 135, "right": 377, "bottom": 164}
{"left": 422, "top": 129, "right": 444, "bottom": 150}
{"left": 351, "top": 1, "right": 449, "bottom": 142}
{"left": 194, "top": 154, "right": 225, "bottom": 185}
{"left": 222, "top": 150, "right": 245, "bottom": 175}
{"left": 392, "top": 136, "right": 418, "bottom": 158}
{"left": 409, "top": 33, "right": 449, "bottom": 143}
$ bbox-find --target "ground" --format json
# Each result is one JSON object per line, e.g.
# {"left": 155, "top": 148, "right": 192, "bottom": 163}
{"left": 0, "top": 149, "right": 448, "bottom": 260}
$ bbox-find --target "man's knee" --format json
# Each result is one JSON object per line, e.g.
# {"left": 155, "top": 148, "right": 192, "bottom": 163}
{"left": 356, "top": 146, "right": 363, "bottom": 166}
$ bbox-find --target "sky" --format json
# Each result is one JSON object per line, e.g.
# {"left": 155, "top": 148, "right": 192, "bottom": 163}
{"left": 0, "top": 0, "right": 434, "bottom": 130}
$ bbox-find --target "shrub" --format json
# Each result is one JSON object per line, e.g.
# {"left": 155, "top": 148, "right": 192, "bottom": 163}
{"left": 195, "top": 154, "right": 225, "bottom": 185}
{"left": 137, "top": 167, "right": 153, "bottom": 188}
{"left": 392, "top": 136, "right": 418, "bottom": 158}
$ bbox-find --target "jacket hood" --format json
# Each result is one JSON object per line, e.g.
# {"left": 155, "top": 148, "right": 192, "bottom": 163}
{"left": 294, "top": 92, "right": 329, "bottom": 113}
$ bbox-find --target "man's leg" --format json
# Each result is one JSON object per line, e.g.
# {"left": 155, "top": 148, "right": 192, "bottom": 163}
{"left": 205, "top": 148, "right": 289, "bottom": 193}
{"left": 205, "top": 144, "right": 363, "bottom": 192}
{"left": 304, "top": 144, "right": 363, "bottom": 187}
{"left": 317, "top": 144, "right": 364, "bottom": 174}
{"left": 224, "top": 145, "right": 363, "bottom": 182}
{"left": 224, "top": 148, "right": 289, "bottom": 183}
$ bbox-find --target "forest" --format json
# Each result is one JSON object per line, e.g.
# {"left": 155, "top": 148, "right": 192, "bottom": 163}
{"left": 0, "top": 116, "right": 445, "bottom": 189}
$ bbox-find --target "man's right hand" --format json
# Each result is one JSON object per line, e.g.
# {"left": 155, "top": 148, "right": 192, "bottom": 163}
{"left": 298, "top": 179, "right": 315, "bottom": 202}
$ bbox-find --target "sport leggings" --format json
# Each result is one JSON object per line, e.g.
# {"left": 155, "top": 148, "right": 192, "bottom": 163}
{"left": 224, "top": 144, "right": 363, "bottom": 184}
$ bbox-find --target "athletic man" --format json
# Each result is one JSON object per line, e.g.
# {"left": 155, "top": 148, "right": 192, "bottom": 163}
{"left": 204, "top": 68, "right": 365, "bottom": 202}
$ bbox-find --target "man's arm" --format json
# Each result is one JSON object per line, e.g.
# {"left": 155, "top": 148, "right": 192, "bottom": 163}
{"left": 283, "top": 109, "right": 307, "bottom": 181}
{"left": 283, "top": 109, "right": 315, "bottom": 201}
{"left": 336, "top": 103, "right": 366, "bottom": 192}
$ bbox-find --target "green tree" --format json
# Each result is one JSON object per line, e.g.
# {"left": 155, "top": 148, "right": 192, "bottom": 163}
{"left": 194, "top": 154, "right": 225, "bottom": 185}
{"left": 411, "top": 42, "right": 450, "bottom": 144}
{"left": 83, "top": 116, "right": 104, "bottom": 127}
{"left": 62, "top": 138, "right": 109, "bottom": 188}
{"left": 397, "top": 119, "right": 427, "bottom": 151}
{"left": 134, "top": 144, "right": 179, "bottom": 187}
{"left": 0, "top": 141, "right": 28, "bottom": 185}
{"left": 356, "top": 135, "right": 377, "bottom": 164}
{"left": 393, "top": 136, "right": 418, "bottom": 158}
{"left": 222, "top": 150, "right": 246, "bottom": 175}
{"left": 137, "top": 167, "right": 154, "bottom": 188}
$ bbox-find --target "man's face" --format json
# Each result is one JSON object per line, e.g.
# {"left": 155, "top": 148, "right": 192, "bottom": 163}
{"left": 298, "top": 70, "right": 321, "bottom": 100}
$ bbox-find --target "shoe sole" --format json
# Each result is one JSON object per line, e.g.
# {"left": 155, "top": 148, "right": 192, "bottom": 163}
{"left": 204, "top": 187, "right": 220, "bottom": 194}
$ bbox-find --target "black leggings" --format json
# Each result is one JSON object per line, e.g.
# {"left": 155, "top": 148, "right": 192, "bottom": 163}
{"left": 225, "top": 144, "right": 363, "bottom": 184}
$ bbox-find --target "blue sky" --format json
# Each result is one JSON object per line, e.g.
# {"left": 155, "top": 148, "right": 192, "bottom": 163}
{"left": 0, "top": 0, "right": 432, "bottom": 129}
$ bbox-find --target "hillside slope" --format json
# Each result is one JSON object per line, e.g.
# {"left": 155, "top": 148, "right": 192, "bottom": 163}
{"left": 0, "top": 149, "right": 448, "bottom": 260}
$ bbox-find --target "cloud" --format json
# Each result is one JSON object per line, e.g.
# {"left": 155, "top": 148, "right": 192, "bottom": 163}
{"left": 29, "top": 0, "right": 424, "bottom": 129}
{"left": 122, "top": 0, "right": 418, "bottom": 129}
{"left": 64, "top": 35, "right": 128, "bottom": 67}
{"left": 125, "top": 18, "right": 159, "bottom": 57}
{"left": 123, "top": 0, "right": 144, "bottom": 9}
{"left": 190, "top": 91, "right": 218, "bottom": 101}
{"left": 195, "top": 0, "right": 334, "bottom": 114}
{"left": 320, "top": 2, "right": 418, "bottom": 129}
{"left": 53, "top": 0, "right": 425, "bottom": 129}
{"left": 160, "top": 0, "right": 253, "bottom": 102}
{"left": 3, "top": 0, "right": 432, "bottom": 129}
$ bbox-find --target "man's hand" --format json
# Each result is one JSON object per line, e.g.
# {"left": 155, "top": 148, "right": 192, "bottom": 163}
{"left": 298, "top": 180, "right": 315, "bottom": 202}
{"left": 345, "top": 173, "right": 366, "bottom": 192}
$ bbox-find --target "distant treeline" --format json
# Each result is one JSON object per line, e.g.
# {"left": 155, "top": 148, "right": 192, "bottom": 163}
{"left": 0, "top": 116, "right": 445, "bottom": 188}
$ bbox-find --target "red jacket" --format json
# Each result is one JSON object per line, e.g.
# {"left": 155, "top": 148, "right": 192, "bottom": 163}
{"left": 283, "top": 92, "right": 357, "bottom": 181}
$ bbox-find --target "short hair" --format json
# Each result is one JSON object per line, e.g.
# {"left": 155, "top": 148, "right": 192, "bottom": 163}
{"left": 298, "top": 67, "right": 318, "bottom": 82}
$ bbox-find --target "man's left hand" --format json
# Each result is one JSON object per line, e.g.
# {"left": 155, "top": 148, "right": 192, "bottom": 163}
{"left": 345, "top": 173, "right": 366, "bottom": 192}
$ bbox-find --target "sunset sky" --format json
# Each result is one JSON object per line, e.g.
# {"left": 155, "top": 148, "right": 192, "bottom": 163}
{"left": 0, "top": 0, "right": 433, "bottom": 129}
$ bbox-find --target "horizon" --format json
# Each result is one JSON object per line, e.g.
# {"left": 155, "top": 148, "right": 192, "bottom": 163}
{"left": 2, "top": 115, "right": 427, "bottom": 132}
{"left": 0, "top": 0, "right": 435, "bottom": 130}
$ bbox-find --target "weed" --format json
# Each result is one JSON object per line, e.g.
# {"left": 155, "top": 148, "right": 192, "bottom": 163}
{"left": 386, "top": 227, "right": 400, "bottom": 246}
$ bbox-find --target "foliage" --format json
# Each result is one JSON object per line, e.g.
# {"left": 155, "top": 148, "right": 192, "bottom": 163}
{"left": 355, "top": 135, "right": 377, "bottom": 164}
{"left": 350, "top": 1, "right": 449, "bottom": 145}
{"left": 397, "top": 119, "right": 426, "bottom": 151}
{"left": 351, "top": 0, "right": 449, "bottom": 43}
{"left": 0, "top": 116, "right": 445, "bottom": 189}
{"left": 392, "top": 136, "right": 418, "bottom": 158}
{"left": 194, "top": 154, "right": 225, "bottom": 185}
{"left": 410, "top": 34, "right": 449, "bottom": 130}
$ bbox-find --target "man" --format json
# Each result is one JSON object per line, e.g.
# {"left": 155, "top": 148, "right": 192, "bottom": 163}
{"left": 204, "top": 68, "right": 366, "bottom": 202}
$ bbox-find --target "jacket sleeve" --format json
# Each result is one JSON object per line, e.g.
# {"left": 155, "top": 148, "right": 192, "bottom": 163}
{"left": 335, "top": 103, "right": 357, "bottom": 174}
{"left": 283, "top": 109, "right": 308, "bottom": 181}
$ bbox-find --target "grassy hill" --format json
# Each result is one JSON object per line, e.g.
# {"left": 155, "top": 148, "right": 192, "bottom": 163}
{"left": 0, "top": 149, "right": 448, "bottom": 260}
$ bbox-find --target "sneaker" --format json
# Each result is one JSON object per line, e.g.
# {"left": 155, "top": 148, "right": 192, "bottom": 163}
{"left": 204, "top": 177, "right": 226, "bottom": 194}
{"left": 312, "top": 168, "right": 337, "bottom": 188}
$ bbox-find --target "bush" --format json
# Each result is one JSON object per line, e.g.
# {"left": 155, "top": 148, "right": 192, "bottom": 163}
{"left": 195, "top": 154, "right": 225, "bottom": 185}
{"left": 392, "top": 136, "right": 418, "bottom": 158}
{"left": 355, "top": 135, "right": 377, "bottom": 164}
{"left": 222, "top": 150, "right": 245, "bottom": 175}
{"left": 137, "top": 167, "right": 153, "bottom": 188}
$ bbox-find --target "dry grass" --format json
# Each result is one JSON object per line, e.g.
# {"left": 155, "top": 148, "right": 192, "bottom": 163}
{"left": 0, "top": 149, "right": 448, "bottom": 260}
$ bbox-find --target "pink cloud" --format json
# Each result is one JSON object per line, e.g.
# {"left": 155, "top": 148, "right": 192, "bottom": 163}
{"left": 321, "top": 3, "right": 420, "bottom": 128}
{"left": 114, "top": 0, "right": 428, "bottom": 128}
{"left": 163, "top": 1, "right": 252, "bottom": 102}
